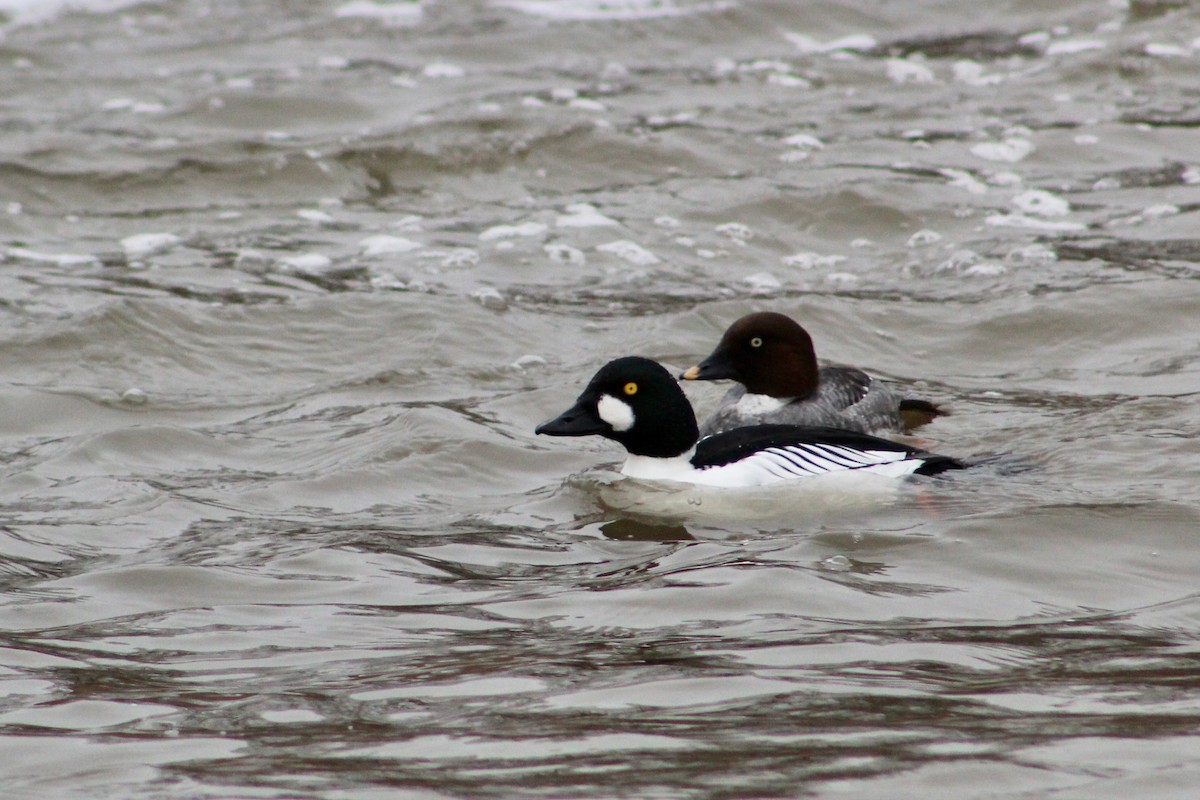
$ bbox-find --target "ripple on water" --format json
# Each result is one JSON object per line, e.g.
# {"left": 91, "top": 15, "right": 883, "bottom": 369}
{"left": 2, "top": 0, "right": 1200, "bottom": 798}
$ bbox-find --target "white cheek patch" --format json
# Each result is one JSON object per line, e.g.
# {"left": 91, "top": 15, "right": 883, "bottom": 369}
{"left": 596, "top": 393, "right": 635, "bottom": 432}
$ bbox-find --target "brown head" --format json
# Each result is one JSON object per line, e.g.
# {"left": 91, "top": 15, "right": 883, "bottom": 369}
{"left": 680, "top": 312, "right": 820, "bottom": 398}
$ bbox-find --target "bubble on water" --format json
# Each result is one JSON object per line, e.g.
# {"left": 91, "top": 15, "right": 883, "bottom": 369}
{"left": 886, "top": 58, "right": 936, "bottom": 84}
{"left": 544, "top": 243, "right": 586, "bottom": 265}
{"left": 234, "top": 250, "right": 275, "bottom": 274}
{"left": 779, "top": 149, "right": 811, "bottom": 163}
{"left": 569, "top": 97, "right": 607, "bottom": 111}
{"left": 423, "top": 63, "right": 465, "bottom": 78}
{"left": 555, "top": 203, "right": 618, "bottom": 228}
{"left": 297, "top": 209, "right": 336, "bottom": 225}
{"left": 260, "top": 709, "right": 324, "bottom": 724}
{"left": 512, "top": 354, "right": 548, "bottom": 370}
{"left": 1006, "top": 244, "right": 1057, "bottom": 265}
{"left": 782, "top": 252, "right": 847, "bottom": 269}
{"left": 782, "top": 133, "right": 824, "bottom": 150}
{"left": 820, "top": 555, "right": 853, "bottom": 572}
{"left": 1145, "top": 42, "right": 1190, "bottom": 58}
{"left": 784, "top": 32, "right": 876, "bottom": 54}
{"left": 940, "top": 167, "right": 988, "bottom": 195}
{"left": 767, "top": 72, "right": 811, "bottom": 88}
{"left": 121, "top": 232, "right": 182, "bottom": 258}
{"left": 961, "top": 262, "right": 1007, "bottom": 278}
{"left": 6, "top": 247, "right": 99, "bottom": 267}
{"left": 987, "top": 171, "right": 1023, "bottom": 188}
{"left": 441, "top": 249, "right": 480, "bottom": 268}
{"left": 715, "top": 222, "right": 753, "bottom": 241}
{"left": 369, "top": 271, "right": 407, "bottom": 290}
{"left": 744, "top": 272, "right": 781, "bottom": 292}
{"left": 971, "top": 137, "right": 1035, "bottom": 163}
{"left": 1045, "top": 39, "right": 1106, "bottom": 56}
{"left": 1143, "top": 203, "right": 1180, "bottom": 219}
{"left": 953, "top": 60, "right": 1005, "bottom": 86}
{"left": 471, "top": 287, "right": 507, "bottom": 311}
{"left": 359, "top": 235, "right": 422, "bottom": 256}
{"left": 825, "top": 272, "right": 860, "bottom": 287}
{"left": 907, "top": 229, "right": 943, "bottom": 247}
{"left": 1012, "top": 190, "right": 1070, "bottom": 217}
{"left": 479, "top": 221, "right": 548, "bottom": 241}
{"left": 334, "top": 0, "right": 423, "bottom": 25}
{"left": 277, "top": 253, "right": 334, "bottom": 274}
{"left": 120, "top": 388, "right": 149, "bottom": 405}
{"left": 985, "top": 213, "right": 1084, "bottom": 231}
{"left": 597, "top": 240, "right": 660, "bottom": 266}
{"left": 936, "top": 249, "right": 980, "bottom": 274}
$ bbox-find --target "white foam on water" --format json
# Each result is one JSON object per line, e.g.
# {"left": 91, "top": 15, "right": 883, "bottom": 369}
{"left": 479, "top": 222, "right": 548, "bottom": 241}
{"left": 1044, "top": 39, "right": 1106, "bottom": 56}
{"left": 1012, "top": 190, "right": 1071, "bottom": 217}
{"left": 596, "top": 240, "right": 660, "bottom": 266}
{"left": 544, "top": 243, "right": 586, "bottom": 265}
{"left": 886, "top": 58, "right": 936, "bottom": 84}
{"left": 359, "top": 235, "right": 422, "bottom": 256}
{"left": 780, "top": 252, "right": 846, "bottom": 269}
{"left": 907, "top": 229, "right": 943, "bottom": 247}
{"left": 493, "top": 0, "right": 734, "bottom": 21}
{"left": 120, "top": 232, "right": 182, "bottom": 258}
{"left": 939, "top": 168, "right": 989, "bottom": 195}
{"left": 555, "top": 203, "right": 618, "bottom": 228}
{"left": 277, "top": 253, "right": 334, "bottom": 274}
{"left": 334, "top": 0, "right": 422, "bottom": 25}
{"left": 984, "top": 213, "right": 1084, "bottom": 231}
{"left": 784, "top": 32, "right": 877, "bottom": 54}
{"left": 0, "top": 0, "right": 148, "bottom": 28}
{"left": 6, "top": 246, "right": 100, "bottom": 267}
{"left": 971, "top": 137, "right": 1035, "bottom": 163}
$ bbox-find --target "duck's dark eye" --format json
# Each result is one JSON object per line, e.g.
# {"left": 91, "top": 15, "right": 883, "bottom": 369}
{"left": 749, "top": 336, "right": 763, "bottom": 348}
{"left": 623, "top": 382, "right": 638, "bottom": 396}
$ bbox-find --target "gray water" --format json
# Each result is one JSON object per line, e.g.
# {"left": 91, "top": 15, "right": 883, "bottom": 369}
{"left": 1, "top": 1, "right": 1199, "bottom": 797}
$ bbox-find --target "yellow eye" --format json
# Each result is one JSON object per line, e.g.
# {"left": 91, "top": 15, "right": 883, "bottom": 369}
{"left": 623, "top": 382, "right": 638, "bottom": 396}
{"left": 750, "top": 337, "right": 763, "bottom": 348}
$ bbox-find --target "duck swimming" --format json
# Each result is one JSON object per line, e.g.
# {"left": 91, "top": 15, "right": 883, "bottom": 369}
{"left": 536, "top": 356, "right": 960, "bottom": 488}
{"left": 681, "top": 311, "right": 942, "bottom": 438}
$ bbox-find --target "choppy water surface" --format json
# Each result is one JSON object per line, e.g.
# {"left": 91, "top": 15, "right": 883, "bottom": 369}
{"left": 1, "top": 1, "right": 1199, "bottom": 797}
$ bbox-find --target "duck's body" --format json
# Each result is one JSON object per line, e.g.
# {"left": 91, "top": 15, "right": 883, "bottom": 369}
{"left": 536, "top": 356, "right": 960, "bottom": 488}
{"left": 681, "top": 312, "right": 942, "bottom": 438}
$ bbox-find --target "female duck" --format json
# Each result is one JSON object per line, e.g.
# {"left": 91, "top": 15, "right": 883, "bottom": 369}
{"left": 536, "top": 356, "right": 960, "bottom": 488}
{"left": 680, "top": 312, "right": 941, "bottom": 438}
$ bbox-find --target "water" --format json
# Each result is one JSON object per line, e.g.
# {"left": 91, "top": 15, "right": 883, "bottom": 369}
{"left": 1, "top": 0, "right": 1199, "bottom": 797}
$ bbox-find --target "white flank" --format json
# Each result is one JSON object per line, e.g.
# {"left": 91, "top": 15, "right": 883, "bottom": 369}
{"left": 734, "top": 393, "right": 791, "bottom": 415}
{"left": 622, "top": 442, "right": 927, "bottom": 488}
{"left": 596, "top": 394, "right": 635, "bottom": 432}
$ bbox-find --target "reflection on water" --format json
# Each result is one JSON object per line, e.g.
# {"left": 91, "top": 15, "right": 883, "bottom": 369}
{"left": 2, "top": 0, "right": 1200, "bottom": 798}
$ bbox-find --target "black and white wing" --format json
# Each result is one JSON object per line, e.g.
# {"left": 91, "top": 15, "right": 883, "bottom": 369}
{"left": 690, "top": 424, "right": 961, "bottom": 487}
